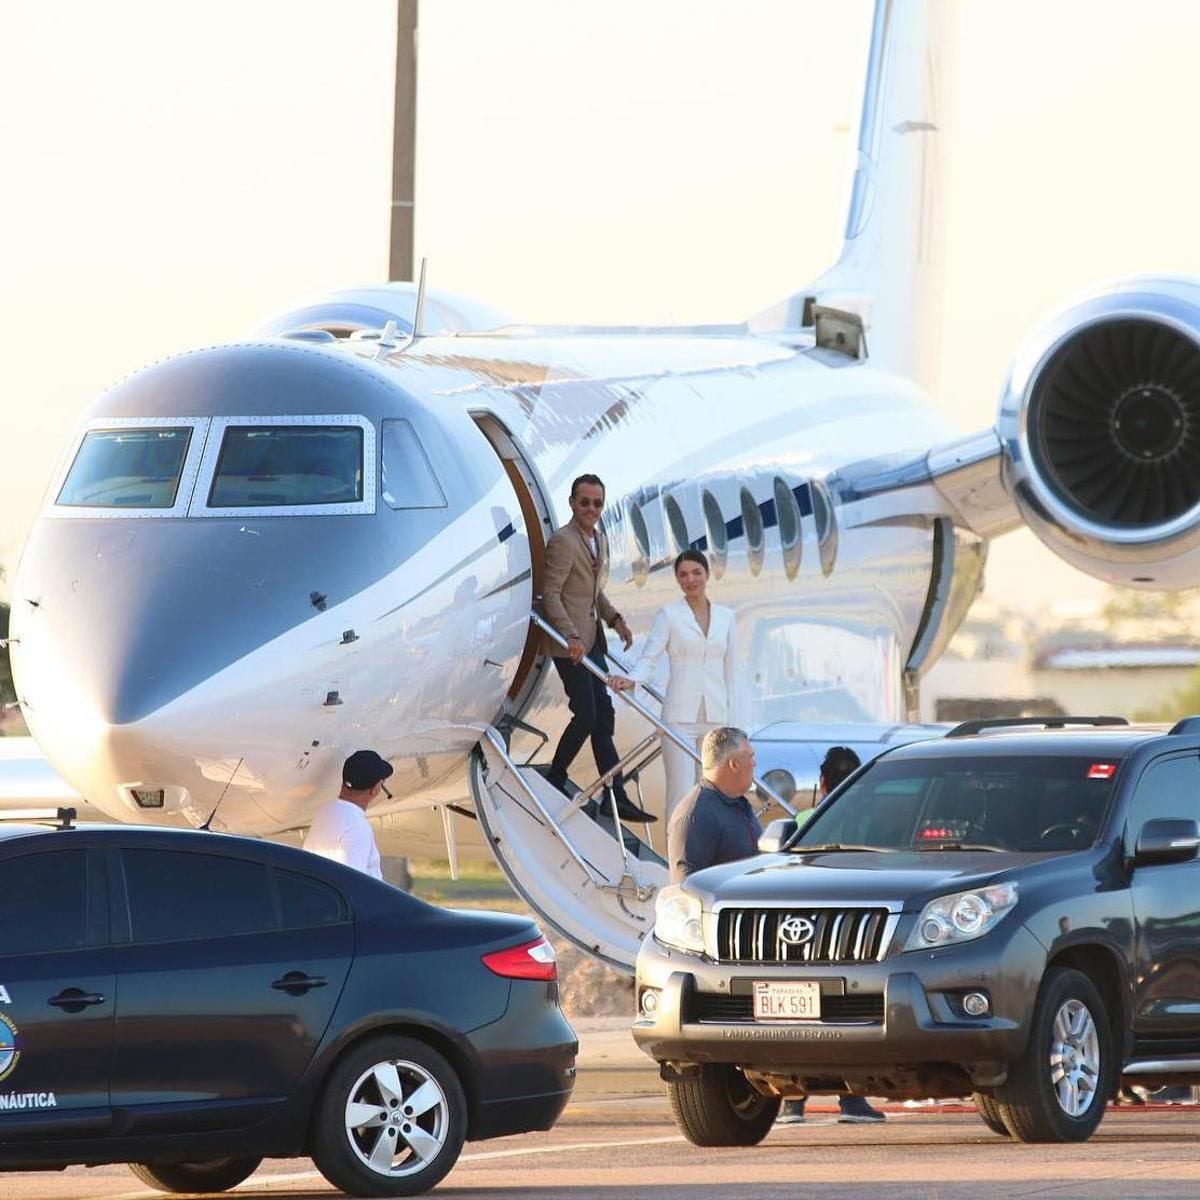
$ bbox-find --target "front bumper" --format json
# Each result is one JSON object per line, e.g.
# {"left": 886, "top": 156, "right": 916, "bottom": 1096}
{"left": 632, "top": 923, "right": 1047, "bottom": 1092}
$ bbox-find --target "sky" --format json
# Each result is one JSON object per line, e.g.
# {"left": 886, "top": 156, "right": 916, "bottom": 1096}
{"left": 4, "top": 1, "right": 1200, "bottom": 616}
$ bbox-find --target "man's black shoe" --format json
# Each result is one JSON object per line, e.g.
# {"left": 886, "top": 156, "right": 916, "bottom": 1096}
{"left": 614, "top": 797, "right": 658, "bottom": 824}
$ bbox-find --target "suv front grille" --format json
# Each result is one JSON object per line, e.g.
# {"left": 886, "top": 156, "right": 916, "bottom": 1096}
{"left": 715, "top": 907, "right": 890, "bottom": 965}
{"left": 690, "top": 992, "right": 884, "bottom": 1024}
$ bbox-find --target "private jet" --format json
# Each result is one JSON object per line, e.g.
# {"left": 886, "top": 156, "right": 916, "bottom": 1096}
{"left": 11, "top": 0, "right": 1200, "bottom": 971}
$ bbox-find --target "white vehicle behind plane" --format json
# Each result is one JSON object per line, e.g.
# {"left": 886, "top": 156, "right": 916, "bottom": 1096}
{"left": 11, "top": 1, "right": 1200, "bottom": 971}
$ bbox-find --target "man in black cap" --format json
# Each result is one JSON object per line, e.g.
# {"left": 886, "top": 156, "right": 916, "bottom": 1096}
{"left": 302, "top": 749, "right": 394, "bottom": 880}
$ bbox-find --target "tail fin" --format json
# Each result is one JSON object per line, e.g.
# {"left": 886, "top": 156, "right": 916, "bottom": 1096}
{"left": 752, "top": 0, "right": 955, "bottom": 393}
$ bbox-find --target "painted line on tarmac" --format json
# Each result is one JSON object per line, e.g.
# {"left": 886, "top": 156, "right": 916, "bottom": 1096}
{"left": 103, "top": 1136, "right": 692, "bottom": 1199}
{"left": 107, "top": 1116, "right": 934, "bottom": 1200}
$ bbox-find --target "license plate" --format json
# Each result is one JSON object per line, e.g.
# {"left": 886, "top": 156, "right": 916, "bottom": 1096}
{"left": 753, "top": 981, "right": 821, "bottom": 1021}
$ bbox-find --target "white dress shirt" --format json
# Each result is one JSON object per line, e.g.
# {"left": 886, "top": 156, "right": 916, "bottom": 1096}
{"left": 302, "top": 799, "right": 383, "bottom": 880}
{"left": 629, "top": 600, "right": 738, "bottom": 724}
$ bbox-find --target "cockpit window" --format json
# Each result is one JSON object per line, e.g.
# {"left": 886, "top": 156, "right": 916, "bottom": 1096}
{"left": 381, "top": 418, "right": 446, "bottom": 509}
{"left": 208, "top": 426, "right": 363, "bottom": 508}
{"left": 57, "top": 427, "right": 192, "bottom": 509}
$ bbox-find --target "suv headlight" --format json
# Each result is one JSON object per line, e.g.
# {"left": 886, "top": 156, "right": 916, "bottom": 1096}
{"left": 654, "top": 885, "right": 705, "bottom": 954}
{"left": 905, "top": 883, "right": 1019, "bottom": 951}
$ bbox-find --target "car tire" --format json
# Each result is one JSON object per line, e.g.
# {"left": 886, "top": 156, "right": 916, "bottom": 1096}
{"left": 667, "top": 1064, "right": 780, "bottom": 1146}
{"left": 971, "top": 1092, "right": 1010, "bottom": 1137}
{"left": 128, "top": 1156, "right": 262, "bottom": 1193}
{"left": 993, "top": 966, "right": 1113, "bottom": 1143}
{"left": 311, "top": 1035, "right": 467, "bottom": 1197}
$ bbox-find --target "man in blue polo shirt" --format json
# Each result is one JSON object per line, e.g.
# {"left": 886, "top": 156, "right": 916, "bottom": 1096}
{"left": 667, "top": 726, "right": 761, "bottom": 884}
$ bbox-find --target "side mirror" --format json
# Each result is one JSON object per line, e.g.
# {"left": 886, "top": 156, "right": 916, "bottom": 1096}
{"left": 758, "top": 818, "right": 798, "bottom": 855}
{"left": 1134, "top": 818, "right": 1200, "bottom": 866}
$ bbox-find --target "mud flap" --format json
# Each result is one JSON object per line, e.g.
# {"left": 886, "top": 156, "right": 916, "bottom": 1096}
{"left": 469, "top": 727, "right": 666, "bottom": 975}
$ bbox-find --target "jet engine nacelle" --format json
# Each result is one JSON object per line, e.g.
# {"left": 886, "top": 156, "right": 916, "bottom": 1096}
{"left": 999, "top": 276, "right": 1200, "bottom": 590}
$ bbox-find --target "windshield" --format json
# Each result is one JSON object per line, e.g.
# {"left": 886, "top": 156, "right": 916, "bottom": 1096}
{"left": 208, "top": 425, "right": 362, "bottom": 508}
{"left": 791, "top": 755, "right": 1119, "bottom": 853}
{"left": 57, "top": 427, "right": 191, "bottom": 509}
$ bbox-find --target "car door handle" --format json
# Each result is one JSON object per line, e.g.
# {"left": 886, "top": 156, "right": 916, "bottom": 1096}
{"left": 48, "top": 988, "right": 106, "bottom": 1012}
{"left": 271, "top": 971, "right": 328, "bottom": 995}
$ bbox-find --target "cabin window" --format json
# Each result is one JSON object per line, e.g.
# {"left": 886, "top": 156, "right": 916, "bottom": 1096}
{"left": 811, "top": 478, "right": 838, "bottom": 576}
{"left": 381, "top": 419, "right": 447, "bottom": 509}
{"left": 774, "top": 476, "right": 802, "bottom": 581}
{"left": 664, "top": 493, "right": 689, "bottom": 555}
{"left": 209, "top": 425, "right": 363, "bottom": 508}
{"left": 628, "top": 499, "right": 651, "bottom": 587}
{"left": 701, "top": 489, "right": 727, "bottom": 579}
{"left": 740, "top": 486, "right": 765, "bottom": 576}
{"left": 57, "top": 427, "right": 192, "bottom": 509}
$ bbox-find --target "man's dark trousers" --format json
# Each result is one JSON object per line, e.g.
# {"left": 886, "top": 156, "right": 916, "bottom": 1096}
{"left": 548, "top": 639, "right": 630, "bottom": 807}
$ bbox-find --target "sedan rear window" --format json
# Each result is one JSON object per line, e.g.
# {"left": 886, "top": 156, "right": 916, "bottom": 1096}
{"left": 208, "top": 425, "right": 363, "bottom": 508}
{"left": 793, "top": 756, "right": 1119, "bottom": 853}
{"left": 57, "top": 427, "right": 191, "bottom": 508}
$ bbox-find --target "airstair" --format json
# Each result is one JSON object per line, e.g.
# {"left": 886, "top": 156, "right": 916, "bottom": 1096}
{"left": 468, "top": 612, "right": 792, "bottom": 975}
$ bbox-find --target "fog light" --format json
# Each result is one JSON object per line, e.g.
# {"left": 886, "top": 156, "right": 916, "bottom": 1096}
{"left": 963, "top": 991, "right": 990, "bottom": 1017}
{"left": 131, "top": 788, "right": 165, "bottom": 809}
{"left": 640, "top": 988, "right": 661, "bottom": 1017}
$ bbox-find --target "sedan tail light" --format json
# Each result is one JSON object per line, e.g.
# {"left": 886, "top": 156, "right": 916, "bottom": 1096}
{"left": 481, "top": 936, "right": 557, "bottom": 981}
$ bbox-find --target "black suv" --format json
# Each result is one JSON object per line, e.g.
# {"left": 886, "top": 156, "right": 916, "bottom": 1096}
{"left": 633, "top": 717, "right": 1200, "bottom": 1145}
{"left": 0, "top": 817, "right": 575, "bottom": 1196}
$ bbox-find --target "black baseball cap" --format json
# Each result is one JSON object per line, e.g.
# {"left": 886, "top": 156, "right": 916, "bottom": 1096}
{"left": 342, "top": 750, "right": 395, "bottom": 791}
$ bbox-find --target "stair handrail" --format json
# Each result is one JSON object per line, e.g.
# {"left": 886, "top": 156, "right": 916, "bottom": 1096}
{"left": 530, "top": 611, "right": 794, "bottom": 816}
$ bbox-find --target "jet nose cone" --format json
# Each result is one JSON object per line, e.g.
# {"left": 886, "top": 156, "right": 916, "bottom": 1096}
{"left": 14, "top": 521, "right": 295, "bottom": 730}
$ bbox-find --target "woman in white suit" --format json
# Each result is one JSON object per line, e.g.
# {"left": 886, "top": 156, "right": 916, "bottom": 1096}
{"left": 610, "top": 550, "right": 738, "bottom": 819}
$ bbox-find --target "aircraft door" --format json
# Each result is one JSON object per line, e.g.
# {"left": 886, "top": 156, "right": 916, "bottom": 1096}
{"left": 471, "top": 413, "right": 549, "bottom": 706}
{"left": 0, "top": 845, "right": 114, "bottom": 1138}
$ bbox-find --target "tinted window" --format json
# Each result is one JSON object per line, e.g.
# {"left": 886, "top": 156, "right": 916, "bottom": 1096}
{"left": 209, "top": 426, "right": 363, "bottom": 507}
{"left": 276, "top": 870, "right": 346, "bottom": 929}
{"left": 1127, "top": 755, "right": 1200, "bottom": 842}
{"left": 0, "top": 850, "right": 88, "bottom": 955}
{"left": 123, "top": 850, "right": 275, "bottom": 942}
{"left": 57, "top": 427, "right": 190, "bottom": 508}
{"left": 794, "top": 755, "right": 1118, "bottom": 853}
{"left": 381, "top": 419, "right": 446, "bottom": 509}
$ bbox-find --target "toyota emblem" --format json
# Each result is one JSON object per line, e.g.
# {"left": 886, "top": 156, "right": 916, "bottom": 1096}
{"left": 779, "top": 915, "right": 815, "bottom": 945}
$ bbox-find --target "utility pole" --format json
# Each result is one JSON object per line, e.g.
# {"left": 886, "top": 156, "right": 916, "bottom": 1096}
{"left": 388, "top": 0, "right": 418, "bottom": 282}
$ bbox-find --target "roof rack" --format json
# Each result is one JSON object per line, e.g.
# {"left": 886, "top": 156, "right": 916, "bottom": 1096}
{"left": 945, "top": 716, "right": 1129, "bottom": 739}
{"left": 1169, "top": 716, "right": 1200, "bottom": 736}
{"left": 0, "top": 806, "right": 77, "bottom": 830}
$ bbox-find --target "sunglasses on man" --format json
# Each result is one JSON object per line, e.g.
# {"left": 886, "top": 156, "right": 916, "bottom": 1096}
{"left": 574, "top": 497, "right": 604, "bottom": 510}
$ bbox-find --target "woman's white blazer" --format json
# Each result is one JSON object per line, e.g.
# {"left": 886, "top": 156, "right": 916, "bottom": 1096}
{"left": 628, "top": 600, "right": 737, "bottom": 724}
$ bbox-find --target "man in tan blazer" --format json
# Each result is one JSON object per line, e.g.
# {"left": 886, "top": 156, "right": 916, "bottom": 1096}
{"left": 541, "top": 474, "right": 654, "bottom": 823}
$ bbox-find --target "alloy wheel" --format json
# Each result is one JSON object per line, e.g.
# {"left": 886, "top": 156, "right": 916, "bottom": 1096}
{"left": 1049, "top": 998, "right": 1100, "bottom": 1117}
{"left": 344, "top": 1057, "right": 450, "bottom": 1178}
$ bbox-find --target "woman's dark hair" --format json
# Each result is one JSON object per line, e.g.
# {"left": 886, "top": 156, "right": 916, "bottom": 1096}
{"left": 674, "top": 549, "right": 710, "bottom": 575}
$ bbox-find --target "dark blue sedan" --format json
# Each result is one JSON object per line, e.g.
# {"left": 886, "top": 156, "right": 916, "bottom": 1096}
{"left": 0, "top": 815, "right": 575, "bottom": 1196}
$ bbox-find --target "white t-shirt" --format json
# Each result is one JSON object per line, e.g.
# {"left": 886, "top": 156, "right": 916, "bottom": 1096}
{"left": 302, "top": 799, "right": 383, "bottom": 880}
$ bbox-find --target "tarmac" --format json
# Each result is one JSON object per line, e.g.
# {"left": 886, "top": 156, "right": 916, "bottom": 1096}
{"left": 8, "top": 1017, "right": 1200, "bottom": 1200}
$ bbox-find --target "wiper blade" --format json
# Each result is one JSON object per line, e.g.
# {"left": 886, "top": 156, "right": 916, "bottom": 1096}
{"left": 917, "top": 842, "right": 1004, "bottom": 852}
{"left": 791, "top": 843, "right": 890, "bottom": 854}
